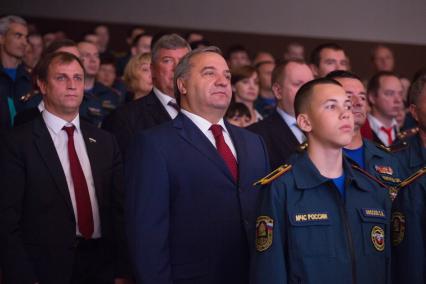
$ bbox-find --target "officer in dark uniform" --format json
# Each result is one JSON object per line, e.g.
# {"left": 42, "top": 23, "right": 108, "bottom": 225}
{"left": 391, "top": 72, "right": 426, "bottom": 178}
{"left": 252, "top": 78, "right": 391, "bottom": 284}
{"left": 78, "top": 41, "right": 120, "bottom": 127}
{"left": 80, "top": 81, "right": 120, "bottom": 128}
{"left": 327, "top": 71, "right": 404, "bottom": 200}
{"left": 391, "top": 167, "right": 426, "bottom": 284}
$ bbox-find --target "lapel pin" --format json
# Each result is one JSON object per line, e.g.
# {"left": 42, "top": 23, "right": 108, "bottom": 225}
{"left": 89, "top": 137, "right": 97, "bottom": 143}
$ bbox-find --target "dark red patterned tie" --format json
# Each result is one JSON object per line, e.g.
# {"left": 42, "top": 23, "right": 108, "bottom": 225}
{"left": 380, "top": 126, "right": 393, "bottom": 146}
{"left": 210, "top": 124, "right": 238, "bottom": 182}
{"left": 63, "top": 126, "right": 94, "bottom": 239}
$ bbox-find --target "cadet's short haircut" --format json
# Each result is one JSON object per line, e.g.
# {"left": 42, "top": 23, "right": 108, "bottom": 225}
{"left": 326, "top": 70, "right": 362, "bottom": 82}
{"left": 0, "top": 15, "right": 26, "bottom": 36}
{"left": 309, "top": 43, "right": 345, "bottom": 67}
{"left": 36, "top": 52, "right": 85, "bottom": 83}
{"left": 294, "top": 78, "right": 342, "bottom": 118}
{"left": 231, "top": 65, "right": 257, "bottom": 85}
{"left": 173, "top": 46, "right": 222, "bottom": 105}
{"left": 271, "top": 59, "right": 306, "bottom": 86}
{"left": 367, "top": 71, "right": 399, "bottom": 96}
{"left": 151, "top": 33, "right": 190, "bottom": 63}
{"left": 408, "top": 70, "right": 426, "bottom": 105}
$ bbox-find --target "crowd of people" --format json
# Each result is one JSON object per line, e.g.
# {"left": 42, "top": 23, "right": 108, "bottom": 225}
{"left": 0, "top": 14, "right": 425, "bottom": 284}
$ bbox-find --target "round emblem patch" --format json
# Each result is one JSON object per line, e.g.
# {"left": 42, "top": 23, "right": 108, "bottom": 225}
{"left": 371, "top": 225, "right": 385, "bottom": 251}
{"left": 256, "top": 216, "right": 274, "bottom": 252}
{"left": 391, "top": 211, "right": 405, "bottom": 246}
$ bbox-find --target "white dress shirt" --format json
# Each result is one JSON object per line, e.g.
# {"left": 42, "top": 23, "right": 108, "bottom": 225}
{"left": 153, "top": 87, "right": 179, "bottom": 119}
{"left": 181, "top": 109, "right": 238, "bottom": 160}
{"left": 367, "top": 114, "right": 398, "bottom": 146}
{"left": 42, "top": 110, "right": 101, "bottom": 238}
{"left": 276, "top": 107, "right": 306, "bottom": 144}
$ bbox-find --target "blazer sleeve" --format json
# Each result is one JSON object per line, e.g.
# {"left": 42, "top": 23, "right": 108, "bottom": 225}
{"left": 0, "top": 133, "right": 38, "bottom": 283}
{"left": 124, "top": 131, "right": 172, "bottom": 284}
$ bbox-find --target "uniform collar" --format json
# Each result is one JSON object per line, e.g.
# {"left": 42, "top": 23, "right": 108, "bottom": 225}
{"left": 293, "top": 151, "right": 370, "bottom": 192}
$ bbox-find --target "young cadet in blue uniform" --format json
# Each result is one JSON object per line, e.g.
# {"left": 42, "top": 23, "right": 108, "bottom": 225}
{"left": 391, "top": 72, "right": 426, "bottom": 178}
{"left": 252, "top": 78, "right": 391, "bottom": 284}
{"left": 327, "top": 71, "right": 404, "bottom": 200}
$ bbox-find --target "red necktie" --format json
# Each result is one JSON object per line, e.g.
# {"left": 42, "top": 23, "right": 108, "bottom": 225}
{"left": 63, "top": 126, "right": 94, "bottom": 239}
{"left": 210, "top": 124, "right": 238, "bottom": 182}
{"left": 380, "top": 126, "right": 393, "bottom": 146}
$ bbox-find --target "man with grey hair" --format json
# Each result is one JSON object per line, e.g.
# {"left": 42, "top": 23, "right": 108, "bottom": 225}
{"left": 0, "top": 15, "right": 37, "bottom": 131}
{"left": 103, "top": 33, "right": 190, "bottom": 155}
{"left": 125, "top": 46, "right": 269, "bottom": 284}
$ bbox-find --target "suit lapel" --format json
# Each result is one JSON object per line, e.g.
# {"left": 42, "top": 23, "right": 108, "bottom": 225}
{"left": 148, "top": 90, "right": 172, "bottom": 121}
{"left": 80, "top": 122, "right": 104, "bottom": 206}
{"left": 33, "top": 116, "right": 74, "bottom": 216}
{"left": 270, "top": 111, "right": 300, "bottom": 148}
{"left": 174, "top": 114, "right": 235, "bottom": 183}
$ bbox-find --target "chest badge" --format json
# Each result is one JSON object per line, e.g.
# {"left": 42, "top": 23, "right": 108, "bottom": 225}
{"left": 256, "top": 216, "right": 274, "bottom": 252}
{"left": 375, "top": 165, "right": 393, "bottom": 175}
{"left": 391, "top": 212, "right": 405, "bottom": 246}
{"left": 371, "top": 226, "right": 385, "bottom": 252}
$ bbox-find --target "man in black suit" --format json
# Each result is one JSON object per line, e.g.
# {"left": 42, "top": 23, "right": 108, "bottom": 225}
{"left": 102, "top": 34, "right": 190, "bottom": 156}
{"left": 248, "top": 60, "right": 314, "bottom": 169}
{"left": 0, "top": 52, "right": 127, "bottom": 283}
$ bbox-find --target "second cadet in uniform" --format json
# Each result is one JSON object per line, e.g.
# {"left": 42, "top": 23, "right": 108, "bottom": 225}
{"left": 252, "top": 78, "right": 391, "bottom": 284}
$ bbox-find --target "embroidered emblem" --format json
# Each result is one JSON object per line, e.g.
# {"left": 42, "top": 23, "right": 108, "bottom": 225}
{"left": 371, "top": 225, "right": 385, "bottom": 252}
{"left": 256, "top": 216, "right": 274, "bottom": 252}
{"left": 375, "top": 165, "right": 393, "bottom": 175}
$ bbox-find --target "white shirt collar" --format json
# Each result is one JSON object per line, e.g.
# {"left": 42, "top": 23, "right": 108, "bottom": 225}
{"left": 42, "top": 109, "right": 81, "bottom": 135}
{"left": 153, "top": 87, "right": 177, "bottom": 106}
{"left": 276, "top": 107, "right": 297, "bottom": 126}
{"left": 368, "top": 114, "right": 398, "bottom": 132}
{"left": 181, "top": 109, "right": 229, "bottom": 135}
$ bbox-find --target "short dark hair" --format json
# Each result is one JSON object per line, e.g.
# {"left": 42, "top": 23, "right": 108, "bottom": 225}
{"left": 294, "top": 78, "right": 342, "bottom": 118}
{"left": 309, "top": 43, "right": 345, "bottom": 67}
{"left": 131, "top": 32, "right": 153, "bottom": 48}
{"left": 226, "top": 44, "right": 250, "bottom": 60}
{"left": 42, "top": 39, "right": 77, "bottom": 58}
{"left": 100, "top": 53, "right": 116, "bottom": 66}
{"left": 326, "top": 70, "right": 362, "bottom": 82}
{"left": 408, "top": 70, "right": 426, "bottom": 105}
{"left": 225, "top": 102, "right": 251, "bottom": 119}
{"left": 271, "top": 59, "right": 306, "bottom": 86}
{"left": 367, "top": 71, "right": 399, "bottom": 96}
{"left": 37, "top": 52, "right": 85, "bottom": 83}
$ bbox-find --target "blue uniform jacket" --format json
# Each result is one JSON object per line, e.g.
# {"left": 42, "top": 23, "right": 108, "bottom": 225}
{"left": 392, "top": 172, "right": 426, "bottom": 284}
{"left": 80, "top": 82, "right": 121, "bottom": 127}
{"left": 252, "top": 152, "right": 391, "bottom": 284}
{"left": 125, "top": 113, "right": 269, "bottom": 284}
{"left": 394, "top": 134, "right": 426, "bottom": 178}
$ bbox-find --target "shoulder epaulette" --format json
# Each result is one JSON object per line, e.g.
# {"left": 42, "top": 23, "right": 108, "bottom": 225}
{"left": 351, "top": 164, "right": 388, "bottom": 189}
{"left": 397, "top": 167, "right": 426, "bottom": 189}
{"left": 376, "top": 141, "right": 408, "bottom": 153}
{"left": 253, "top": 164, "right": 292, "bottom": 186}
{"left": 296, "top": 142, "right": 308, "bottom": 152}
{"left": 19, "top": 92, "right": 33, "bottom": 103}
{"left": 397, "top": 127, "right": 419, "bottom": 140}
